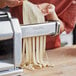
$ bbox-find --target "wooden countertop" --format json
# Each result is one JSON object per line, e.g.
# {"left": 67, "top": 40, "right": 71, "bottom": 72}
{"left": 23, "top": 46, "right": 76, "bottom": 76}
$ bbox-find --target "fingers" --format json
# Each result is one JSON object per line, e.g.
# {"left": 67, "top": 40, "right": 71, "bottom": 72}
{"left": 38, "top": 3, "right": 49, "bottom": 15}
{"left": 44, "top": 4, "right": 55, "bottom": 16}
{"left": 48, "top": 4, "right": 55, "bottom": 13}
{"left": 38, "top": 3, "right": 55, "bottom": 16}
{"left": 18, "top": 0, "right": 23, "bottom": 5}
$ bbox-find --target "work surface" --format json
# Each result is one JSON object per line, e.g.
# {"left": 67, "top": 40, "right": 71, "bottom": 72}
{"left": 23, "top": 46, "right": 76, "bottom": 76}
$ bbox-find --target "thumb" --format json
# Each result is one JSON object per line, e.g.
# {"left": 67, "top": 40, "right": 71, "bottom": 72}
{"left": 47, "top": 4, "right": 55, "bottom": 13}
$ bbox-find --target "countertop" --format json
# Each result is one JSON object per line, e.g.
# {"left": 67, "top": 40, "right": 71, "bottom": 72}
{"left": 23, "top": 46, "right": 76, "bottom": 76}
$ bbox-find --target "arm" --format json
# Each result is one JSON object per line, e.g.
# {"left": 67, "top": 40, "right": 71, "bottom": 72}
{"left": 0, "top": 0, "right": 6, "bottom": 8}
{"left": 0, "top": 0, "right": 23, "bottom": 8}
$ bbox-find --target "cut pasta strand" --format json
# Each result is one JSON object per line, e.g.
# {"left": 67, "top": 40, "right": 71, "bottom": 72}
{"left": 40, "top": 36, "right": 44, "bottom": 63}
{"left": 39, "top": 36, "right": 47, "bottom": 67}
{"left": 25, "top": 38, "right": 30, "bottom": 64}
{"left": 43, "top": 36, "right": 46, "bottom": 54}
{"left": 32, "top": 37, "right": 37, "bottom": 64}
{"left": 36, "top": 37, "right": 40, "bottom": 64}
{"left": 28, "top": 37, "right": 32, "bottom": 64}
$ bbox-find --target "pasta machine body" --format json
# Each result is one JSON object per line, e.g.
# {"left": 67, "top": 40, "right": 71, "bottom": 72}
{"left": 0, "top": 12, "right": 23, "bottom": 76}
{"left": 0, "top": 12, "right": 60, "bottom": 76}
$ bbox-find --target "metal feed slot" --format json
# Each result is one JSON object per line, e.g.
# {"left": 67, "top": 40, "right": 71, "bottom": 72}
{"left": 21, "top": 21, "right": 60, "bottom": 38}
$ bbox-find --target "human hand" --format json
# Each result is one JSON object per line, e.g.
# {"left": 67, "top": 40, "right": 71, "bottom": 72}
{"left": 0, "top": 0, "right": 6, "bottom": 8}
{"left": 38, "top": 3, "right": 65, "bottom": 33}
{"left": 38, "top": 3, "right": 55, "bottom": 16}
{"left": 0, "top": 0, "right": 23, "bottom": 8}
{"left": 37, "top": 3, "right": 59, "bottom": 21}
{"left": 5, "top": 0, "right": 23, "bottom": 7}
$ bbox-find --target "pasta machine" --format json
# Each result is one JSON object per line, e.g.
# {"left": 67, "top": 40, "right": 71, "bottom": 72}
{"left": 0, "top": 12, "right": 60, "bottom": 76}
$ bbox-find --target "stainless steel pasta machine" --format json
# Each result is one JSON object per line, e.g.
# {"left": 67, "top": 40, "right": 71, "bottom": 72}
{"left": 0, "top": 12, "right": 60, "bottom": 76}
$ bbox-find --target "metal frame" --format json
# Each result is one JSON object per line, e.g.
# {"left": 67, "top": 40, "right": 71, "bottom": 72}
{"left": 0, "top": 12, "right": 23, "bottom": 76}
